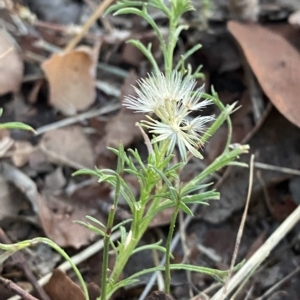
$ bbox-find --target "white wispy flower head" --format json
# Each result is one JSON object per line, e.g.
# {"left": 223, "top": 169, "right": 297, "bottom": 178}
{"left": 124, "top": 71, "right": 213, "bottom": 161}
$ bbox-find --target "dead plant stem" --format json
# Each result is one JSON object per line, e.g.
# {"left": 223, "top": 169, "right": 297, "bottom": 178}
{"left": 257, "top": 265, "right": 300, "bottom": 300}
{"left": 211, "top": 199, "right": 300, "bottom": 300}
{"left": 0, "top": 276, "right": 39, "bottom": 300}
{"left": 221, "top": 154, "right": 255, "bottom": 300}
{"left": 64, "top": 0, "right": 114, "bottom": 52}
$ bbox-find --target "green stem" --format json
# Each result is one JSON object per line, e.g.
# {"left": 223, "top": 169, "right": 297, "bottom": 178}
{"left": 99, "top": 176, "right": 121, "bottom": 300}
{"left": 106, "top": 203, "right": 151, "bottom": 296}
{"left": 106, "top": 180, "right": 165, "bottom": 299}
{"left": 164, "top": 197, "right": 180, "bottom": 294}
{"left": 104, "top": 142, "right": 172, "bottom": 299}
{"left": 100, "top": 207, "right": 115, "bottom": 300}
{"left": 165, "top": 13, "right": 178, "bottom": 76}
{"left": 106, "top": 219, "right": 144, "bottom": 297}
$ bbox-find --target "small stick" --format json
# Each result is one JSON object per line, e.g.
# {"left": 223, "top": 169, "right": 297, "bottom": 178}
{"left": 39, "top": 143, "right": 87, "bottom": 170}
{"left": 151, "top": 234, "right": 165, "bottom": 292}
{"left": 64, "top": 0, "right": 115, "bottom": 52}
{"left": 257, "top": 265, "right": 300, "bottom": 300}
{"left": 221, "top": 154, "right": 255, "bottom": 299}
{"left": 0, "top": 228, "right": 50, "bottom": 300}
{"left": 254, "top": 162, "right": 300, "bottom": 176}
{"left": 257, "top": 171, "right": 273, "bottom": 215}
{"left": 0, "top": 47, "right": 13, "bottom": 59}
{"left": 243, "top": 62, "right": 264, "bottom": 123}
{"left": 35, "top": 103, "right": 120, "bottom": 136}
{"left": 0, "top": 276, "right": 39, "bottom": 300}
{"left": 211, "top": 198, "right": 300, "bottom": 299}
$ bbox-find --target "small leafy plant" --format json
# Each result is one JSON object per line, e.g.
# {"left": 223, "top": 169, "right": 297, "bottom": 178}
{"left": 0, "top": 0, "right": 249, "bottom": 299}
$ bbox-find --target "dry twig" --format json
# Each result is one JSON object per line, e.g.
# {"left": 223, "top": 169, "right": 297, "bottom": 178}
{"left": 64, "top": 0, "right": 115, "bottom": 52}
{"left": 221, "top": 154, "right": 255, "bottom": 299}
{"left": 0, "top": 228, "right": 50, "bottom": 300}
{"left": 0, "top": 276, "right": 39, "bottom": 300}
{"left": 211, "top": 201, "right": 300, "bottom": 299}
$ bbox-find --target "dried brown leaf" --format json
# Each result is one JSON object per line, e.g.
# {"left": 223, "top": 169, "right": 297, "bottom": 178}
{"left": 0, "top": 175, "right": 25, "bottom": 222}
{"left": 44, "top": 269, "right": 85, "bottom": 300}
{"left": 42, "top": 47, "right": 97, "bottom": 116}
{"left": 228, "top": 21, "right": 300, "bottom": 128}
{"left": 0, "top": 162, "right": 100, "bottom": 248}
{"left": 39, "top": 183, "right": 110, "bottom": 248}
{"left": 12, "top": 141, "right": 34, "bottom": 167}
{"left": 38, "top": 193, "right": 96, "bottom": 248}
{"left": 104, "top": 112, "right": 144, "bottom": 149}
{"left": 44, "top": 167, "right": 66, "bottom": 192}
{"left": 0, "top": 29, "right": 23, "bottom": 95}
{"left": 40, "top": 126, "right": 95, "bottom": 169}
{"left": 87, "top": 283, "right": 100, "bottom": 300}
{"left": 0, "top": 136, "right": 14, "bottom": 157}
{"left": 0, "top": 162, "right": 39, "bottom": 213}
{"left": 28, "top": 148, "right": 52, "bottom": 173}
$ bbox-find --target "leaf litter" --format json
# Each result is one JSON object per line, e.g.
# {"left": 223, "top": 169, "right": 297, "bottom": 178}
{"left": 41, "top": 46, "right": 98, "bottom": 116}
{"left": 228, "top": 21, "right": 300, "bottom": 128}
{"left": 1, "top": 0, "right": 300, "bottom": 299}
{"left": 0, "top": 29, "right": 23, "bottom": 95}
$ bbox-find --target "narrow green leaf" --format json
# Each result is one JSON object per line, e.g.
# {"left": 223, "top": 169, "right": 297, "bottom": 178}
{"left": 147, "top": 199, "right": 174, "bottom": 216}
{"left": 175, "top": 44, "right": 202, "bottom": 71}
{"left": 106, "top": 278, "right": 139, "bottom": 299}
{"left": 108, "top": 147, "right": 119, "bottom": 156}
{"left": 179, "top": 202, "right": 193, "bottom": 215}
{"left": 120, "top": 226, "right": 127, "bottom": 244}
{"left": 181, "top": 182, "right": 214, "bottom": 196}
{"left": 73, "top": 221, "right": 105, "bottom": 237}
{"left": 0, "top": 122, "right": 35, "bottom": 132}
{"left": 164, "top": 162, "right": 184, "bottom": 175}
{"left": 85, "top": 215, "right": 106, "bottom": 228}
{"left": 113, "top": 7, "right": 142, "bottom": 16}
{"left": 127, "top": 40, "right": 160, "bottom": 74}
{"left": 227, "top": 162, "right": 249, "bottom": 168}
{"left": 173, "top": 24, "right": 188, "bottom": 42}
{"left": 132, "top": 240, "right": 168, "bottom": 255}
{"left": 181, "top": 191, "right": 220, "bottom": 204}
{"left": 0, "top": 249, "right": 18, "bottom": 264}
{"left": 122, "top": 261, "right": 243, "bottom": 286}
{"left": 149, "top": 165, "right": 178, "bottom": 201}
{"left": 128, "top": 148, "right": 147, "bottom": 173}
{"left": 112, "top": 219, "right": 133, "bottom": 232}
{"left": 72, "top": 169, "right": 99, "bottom": 177}
{"left": 105, "top": 0, "right": 145, "bottom": 16}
